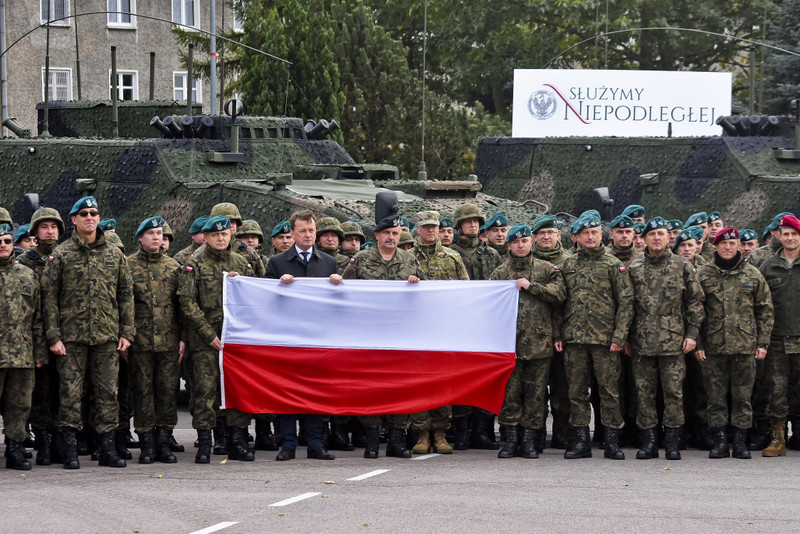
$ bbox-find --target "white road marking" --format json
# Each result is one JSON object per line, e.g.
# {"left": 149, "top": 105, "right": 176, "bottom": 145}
{"left": 189, "top": 522, "right": 239, "bottom": 534}
{"left": 411, "top": 453, "right": 439, "bottom": 461}
{"left": 268, "top": 492, "right": 323, "bottom": 507}
{"left": 346, "top": 469, "right": 391, "bottom": 481}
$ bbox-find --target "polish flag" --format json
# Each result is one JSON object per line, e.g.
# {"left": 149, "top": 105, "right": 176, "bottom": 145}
{"left": 220, "top": 277, "right": 519, "bottom": 415}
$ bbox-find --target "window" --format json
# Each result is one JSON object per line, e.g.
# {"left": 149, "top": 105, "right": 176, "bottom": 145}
{"left": 173, "top": 72, "right": 202, "bottom": 103}
{"left": 108, "top": 0, "right": 135, "bottom": 27}
{"left": 109, "top": 70, "right": 138, "bottom": 101}
{"left": 233, "top": 7, "right": 244, "bottom": 32}
{"left": 172, "top": 0, "right": 198, "bottom": 28}
{"left": 41, "top": 68, "right": 72, "bottom": 101}
{"left": 41, "top": 0, "right": 69, "bottom": 25}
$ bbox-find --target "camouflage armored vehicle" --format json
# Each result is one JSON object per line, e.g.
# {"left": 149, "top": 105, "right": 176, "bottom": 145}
{"left": 0, "top": 100, "right": 546, "bottom": 251}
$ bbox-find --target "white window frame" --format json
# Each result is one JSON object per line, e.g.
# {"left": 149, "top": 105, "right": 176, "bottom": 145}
{"left": 107, "top": 0, "right": 136, "bottom": 28}
{"left": 173, "top": 72, "right": 202, "bottom": 104}
{"left": 172, "top": 0, "right": 199, "bottom": 29}
{"left": 41, "top": 0, "right": 70, "bottom": 26}
{"left": 109, "top": 70, "right": 139, "bottom": 101}
{"left": 41, "top": 68, "right": 73, "bottom": 101}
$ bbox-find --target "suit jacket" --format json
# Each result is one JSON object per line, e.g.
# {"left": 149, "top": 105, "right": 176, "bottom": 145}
{"left": 265, "top": 246, "right": 338, "bottom": 279}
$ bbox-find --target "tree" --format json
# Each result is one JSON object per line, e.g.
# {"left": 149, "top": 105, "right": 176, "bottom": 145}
{"left": 763, "top": 0, "right": 800, "bottom": 115}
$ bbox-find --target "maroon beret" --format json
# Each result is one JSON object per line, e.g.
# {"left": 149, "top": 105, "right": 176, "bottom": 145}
{"left": 779, "top": 214, "right": 800, "bottom": 234}
{"left": 713, "top": 227, "right": 740, "bottom": 245}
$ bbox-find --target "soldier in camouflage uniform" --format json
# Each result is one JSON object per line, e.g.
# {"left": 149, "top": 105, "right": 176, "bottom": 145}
{"left": 749, "top": 212, "right": 792, "bottom": 269}
{"left": 439, "top": 217, "right": 455, "bottom": 247}
{"left": 193, "top": 203, "right": 265, "bottom": 277}
{"left": 627, "top": 217, "right": 705, "bottom": 461}
{"left": 686, "top": 212, "right": 714, "bottom": 262}
{"left": 408, "top": 211, "right": 468, "bottom": 455}
{"left": 707, "top": 211, "right": 724, "bottom": 244}
{"left": 622, "top": 204, "right": 646, "bottom": 224}
{"left": 491, "top": 224, "right": 566, "bottom": 459}
{"left": 14, "top": 224, "right": 35, "bottom": 252}
{"left": 0, "top": 223, "right": 45, "bottom": 470}
{"left": 42, "top": 196, "right": 135, "bottom": 469}
{"left": 632, "top": 222, "right": 646, "bottom": 251}
{"left": 484, "top": 212, "right": 510, "bottom": 257}
{"left": 697, "top": 227, "right": 774, "bottom": 459}
{"left": 269, "top": 221, "right": 294, "bottom": 259}
{"left": 178, "top": 216, "right": 256, "bottom": 463}
{"left": 237, "top": 219, "right": 271, "bottom": 269}
{"left": 556, "top": 214, "right": 633, "bottom": 459}
{"left": 449, "top": 204, "right": 502, "bottom": 450}
{"left": 341, "top": 221, "right": 365, "bottom": 258}
{"left": 607, "top": 215, "right": 643, "bottom": 268}
{"left": 173, "top": 215, "right": 208, "bottom": 266}
{"left": 343, "top": 194, "right": 425, "bottom": 459}
{"left": 126, "top": 217, "right": 183, "bottom": 464}
{"left": 739, "top": 229, "right": 760, "bottom": 260}
{"left": 317, "top": 217, "right": 350, "bottom": 273}
{"left": 666, "top": 219, "right": 684, "bottom": 249}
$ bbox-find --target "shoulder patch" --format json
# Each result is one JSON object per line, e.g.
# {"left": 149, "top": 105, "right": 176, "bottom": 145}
{"left": 185, "top": 266, "right": 193, "bottom": 272}
{"left": 619, "top": 266, "right": 626, "bottom": 272}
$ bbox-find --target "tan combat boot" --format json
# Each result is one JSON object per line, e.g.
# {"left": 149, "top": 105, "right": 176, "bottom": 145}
{"left": 412, "top": 431, "right": 431, "bottom": 454}
{"left": 432, "top": 431, "right": 453, "bottom": 454}
{"left": 762, "top": 422, "right": 787, "bottom": 457}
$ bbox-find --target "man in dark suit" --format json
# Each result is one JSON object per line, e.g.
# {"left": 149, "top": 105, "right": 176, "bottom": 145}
{"left": 265, "top": 209, "right": 342, "bottom": 461}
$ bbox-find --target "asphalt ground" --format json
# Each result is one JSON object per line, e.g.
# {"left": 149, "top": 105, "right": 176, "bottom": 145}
{"left": 1, "top": 408, "right": 798, "bottom": 534}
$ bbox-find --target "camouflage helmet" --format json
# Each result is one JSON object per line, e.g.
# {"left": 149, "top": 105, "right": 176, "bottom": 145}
{"left": 0, "top": 207, "right": 11, "bottom": 226}
{"left": 237, "top": 219, "right": 264, "bottom": 242}
{"left": 399, "top": 231, "right": 414, "bottom": 248}
{"left": 453, "top": 204, "right": 485, "bottom": 230}
{"left": 29, "top": 207, "right": 65, "bottom": 235}
{"left": 161, "top": 221, "right": 174, "bottom": 241}
{"left": 210, "top": 202, "right": 243, "bottom": 225}
{"left": 316, "top": 217, "right": 344, "bottom": 241}
{"left": 342, "top": 221, "right": 365, "bottom": 243}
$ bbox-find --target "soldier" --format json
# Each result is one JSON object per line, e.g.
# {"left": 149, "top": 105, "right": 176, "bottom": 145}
{"left": 341, "top": 221, "right": 365, "bottom": 258}
{"left": 343, "top": 193, "right": 425, "bottom": 458}
{"left": 740, "top": 229, "right": 760, "bottom": 260}
{"left": 237, "top": 219, "right": 270, "bottom": 267}
{"left": 14, "top": 224, "right": 35, "bottom": 252}
{"left": 177, "top": 215, "right": 255, "bottom": 463}
{"left": 42, "top": 196, "right": 135, "bottom": 469}
{"left": 126, "top": 217, "right": 183, "bottom": 464}
{"left": 408, "top": 210, "right": 468, "bottom": 455}
{"left": 666, "top": 219, "right": 684, "bottom": 248}
{"left": 160, "top": 222, "right": 174, "bottom": 253}
{"left": 492, "top": 224, "right": 566, "bottom": 458}
{"left": 622, "top": 204, "right": 645, "bottom": 224}
{"left": 556, "top": 214, "right": 633, "bottom": 460}
{"left": 696, "top": 227, "right": 773, "bottom": 459}
{"left": 749, "top": 212, "right": 793, "bottom": 269}
{"left": 0, "top": 223, "right": 45, "bottom": 470}
{"left": 98, "top": 218, "right": 117, "bottom": 233}
{"left": 398, "top": 231, "right": 414, "bottom": 250}
{"left": 484, "top": 212, "right": 510, "bottom": 256}
{"left": 439, "top": 217, "right": 455, "bottom": 247}
{"left": 627, "top": 217, "right": 704, "bottom": 461}
{"left": 607, "top": 215, "right": 643, "bottom": 268}
{"left": 194, "top": 203, "right": 266, "bottom": 277}
{"left": 707, "top": 212, "right": 724, "bottom": 243}
{"left": 632, "top": 222, "right": 646, "bottom": 251}
{"left": 173, "top": 215, "right": 208, "bottom": 266}
{"left": 316, "top": 217, "right": 350, "bottom": 273}
{"left": 685, "top": 212, "right": 714, "bottom": 261}
{"left": 269, "top": 221, "right": 294, "bottom": 258}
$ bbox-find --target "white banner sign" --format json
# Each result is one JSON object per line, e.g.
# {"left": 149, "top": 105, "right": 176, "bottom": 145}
{"left": 512, "top": 69, "right": 731, "bottom": 137}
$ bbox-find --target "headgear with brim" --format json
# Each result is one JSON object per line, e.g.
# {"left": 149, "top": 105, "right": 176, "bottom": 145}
{"left": 417, "top": 211, "right": 440, "bottom": 227}
{"left": 374, "top": 192, "right": 402, "bottom": 232}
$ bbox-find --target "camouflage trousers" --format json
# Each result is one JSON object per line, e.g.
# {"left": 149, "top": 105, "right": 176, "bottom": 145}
{"left": 28, "top": 353, "right": 59, "bottom": 431}
{"left": 410, "top": 405, "right": 451, "bottom": 432}
{"left": 129, "top": 350, "right": 180, "bottom": 433}
{"left": 683, "top": 351, "right": 707, "bottom": 423}
{"left": 702, "top": 353, "right": 755, "bottom": 429}
{"left": 632, "top": 354, "right": 685, "bottom": 429}
{"left": 764, "top": 339, "right": 800, "bottom": 425}
{"left": 564, "top": 344, "right": 624, "bottom": 429}
{"left": 188, "top": 350, "right": 222, "bottom": 430}
{"left": 546, "top": 351, "right": 575, "bottom": 441}
{"left": 359, "top": 414, "right": 408, "bottom": 429}
{"left": 56, "top": 342, "right": 120, "bottom": 434}
{"left": 499, "top": 358, "right": 551, "bottom": 429}
{"left": 451, "top": 405, "right": 494, "bottom": 420}
{"left": 0, "top": 368, "right": 34, "bottom": 442}
{"left": 117, "top": 358, "right": 132, "bottom": 431}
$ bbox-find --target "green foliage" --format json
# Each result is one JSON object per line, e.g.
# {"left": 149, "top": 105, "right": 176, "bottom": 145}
{"left": 763, "top": 1, "right": 800, "bottom": 115}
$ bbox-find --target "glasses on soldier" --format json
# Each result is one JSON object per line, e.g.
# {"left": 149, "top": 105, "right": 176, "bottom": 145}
{"left": 78, "top": 210, "right": 99, "bottom": 218}
{"left": 0, "top": 238, "right": 12, "bottom": 244}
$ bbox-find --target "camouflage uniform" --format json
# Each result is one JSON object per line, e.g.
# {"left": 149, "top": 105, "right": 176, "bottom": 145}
{"left": 195, "top": 237, "right": 265, "bottom": 277}
{"left": 748, "top": 238, "right": 781, "bottom": 269}
{"left": 173, "top": 241, "right": 200, "bottom": 266}
{"left": 319, "top": 245, "right": 350, "bottom": 274}
{"left": 606, "top": 242, "right": 643, "bottom": 268}
{"left": 699, "top": 239, "right": 716, "bottom": 263}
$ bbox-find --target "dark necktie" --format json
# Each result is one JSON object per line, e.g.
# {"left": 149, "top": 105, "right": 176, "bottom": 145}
{"left": 301, "top": 251, "right": 309, "bottom": 265}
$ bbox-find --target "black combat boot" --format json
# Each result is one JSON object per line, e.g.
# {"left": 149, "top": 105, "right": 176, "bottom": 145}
{"left": 532, "top": 428, "right": 545, "bottom": 454}
{"left": 708, "top": 427, "right": 730, "bottom": 458}
{"left": 519, "top": 427, "right": 539, "bottom": 459}
{"left": 747, "top": 419, "right": 770, "bottom": 450}
{"left": 255, "top": 418, "right": 279, "bottom": 451}
{"left": 663, "top": 426, "right": 681, "bottom": 460}
{"left": 497, "top": 426, "right": 519, "bottom": 458}
{"left": 156, "top": 427, "right": 178, "bottom": 463}
{"left": 138, "top": 430, "right": 155, "bottom": 464}
{"left": 636, "top": 427, "right": 659, "bottom": 459}
{"left": 168, "top": 429, "right": 185, "bottom": 453}
{"left": 499, "top": 425, "right": 512, "bottom": 444}
{"left": 564, "top": 426, "right": 592, "bottom": 459}
{"left": 604, "top": 427, "right": 625, "bottom": 460}
{"left": 213, "top": 421, "right": 228, "bottom": 455}
{"left": 328, "top": 421, "right": 355, "bottom": 451}
{"left": 23, "top": 424, "right": 35, "bottom": 448}
{"left": 5, "top": 439, "right": 32, "bottom": 470}
{"left": 550, "top": 417, "right": 567, "bottom": 449}
{"left": 227, "top": 427, "right": 255, "bottom": 461}
{"left": 115, "top": 428, "right": 133, "bottom": 460}
{"left": 34, "top": 429, "right": 51, "bottom": 466}
{"left": 471, "top": 414, "right": 499, "bottom": 450}
{"left": 121, "top": 429, "right": 140, "bottom": 448}
{"left": 195, "top": 429, "right": 212, "bottom": 464}
{"left": 99, "top": 431, "right": 127, "bottom": 467}
{"left": 363, "top": 426, "right": 379, "bottom": 459}
{"left": 77, "top": 429, "right": 91, "bottom": 456}
{"left": 386, "top": 427, "right": 411, "bottom": 458}
{"left": 731, "top": 427, "right": 751, "bottom": 459}
{"left": 377, "top": 420, "right": 389, "bottom": 443}
{"left": 61, "top": 429, "right": 80, "bottom": 470}
{"left": 453, "top": 416, "right": 470, "bottom": 451}
{"left": 787, "top": 419, "right": 800, "bottom": 451}
{"left": 51, "top": 430, "right": 64, "bottom": 465}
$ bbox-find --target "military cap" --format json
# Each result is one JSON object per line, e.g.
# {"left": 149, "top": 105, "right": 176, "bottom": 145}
{"left": 685, "top": 225, "right": 704, "bottom": 242}
{"left": 13, "top": 224, "right": 30, "bottom": 244}
{"left": 271, "top": 221, "right": 291, "bottom": 237}
{"left": 189, "top": 215, "right": 210, "bottom": 234}
{"left": 317, "top": 217, "right": 344, "bottom": 240}
{"left": 531, "top": 214, "right": 560, "bottom": 233}
{"left": 399, "top": 231, "right": 414, "bottom": 247}
{"left": 0, "top": 223, "right": 12, "bottom": 237}
{"left": 767, "top": 211, "right": 795, "bottom": 233}
{"left": 484, "top": 212, "right": 509, "bottom": 230}
{"left": 685, "top": 211, "right": 708, "bottom": 227}
{"left": 362, "top": 241, "right": 376, "bottom": 250}
{"left": 453, "top": 204, "right": 485, "bottom": 229}
{"left": 375, "top": 192, "right": 402, "bottom": 232}
{"left": 713, "top": 227, "right": 740, "bottom": 245}
{"left": 671, "top": 230, "right": 696, "bottom": 252}
{"left": 400, "top": 216, "right": 410, "bottom": 228}
{"left": 708, "top": 211, "right": 722, "bottom": 222}
{"left": 210, "top": 202, "right": 242, "bottom": 225}
{"left": 779, "top": 214, "right": 800, "bottom": 234}
{"left": 439, "top": 217, "right": 454, "bottom": 229}
{"left": 69, "top": 196, "right": 99, "bottom": 216}
{"left": 30, "top": 207, "right": 65, "bottom": 235}
{"left": 0, "top": 207, "right": 12, "bottom": 225}
{"left": 572, "top": 216, "right": 601, "bottom": 235}
{"left": 135, "top": 216, "right": 166, "bottom": 237}
{"left": 506, "top": 224, "right": 532, "bottom": 242}
{"left": 237, "top": 219, "right": 264, "bottom": 239}
{"left": 342, "top": 221, "right": 366, "bottom": 243}
{"left": 161, "top": 222, "right": 174, "bottom": 241}
{"left": 622, "top": 204, "right": 645, "bottom": 219}
{"left": 633, "top": 222, "right": 646, "bottom": 235}
{"left": 739, "top": 229, "right": 758, "bottom": 242}
{"left": 202, "top": 215, "right": 231, "bottom": 233}
{"left": 580, "top": 209, "right": 602, "bottom": 221}
{"left": 417, "top": 211, "right": 440, "bottom": 227}
{"left": 609, "top": 215, "right": 634, "bottom": 229}
{"left": 641, "top": 216, "right": 668, "bottom": 236}
{"left": 666, "top": 219, "right": 684, "bottom": 231}
{"left": 98, "top": 218, "right": 117, "bottom": 231}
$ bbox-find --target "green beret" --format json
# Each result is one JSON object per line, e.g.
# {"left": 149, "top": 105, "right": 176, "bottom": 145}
{"left": 686, "top": 225, "right": 705, "bottom": 241}
{"left": 0, "top": 223, "right": 12, "bottom": 237}
{"left": 641, "top": 216, "right": 668, "bottom": 236}
{"left": 685, "top": 211, "right": 708, "bottom": 227}
{"left": 506, "top": 224, "right": 532, "bottom": 242}
{"left": 573, "top": 216, "right": 601, "bottom": 235}
{"left": 439, "top": 217, "right": 454, "bottom": 229}
{"left": 666, "top": 219, "right": 684, "bottom": 231}
{"left": 531, "top": 214, "right": 560, "bottom": 233}
{"left": 135, "top": 216, "right": 166, "bottom": 237}
{"left": 580, "top": 209, "right": 601, "bottom": 221}
{"left": 739, "top": 229, "right": 758, "bottom": 242}
{"left": 14, "top": 224, "right": 30, "bottom": 243}
{"left": 202, "top": 216, "right": 231, "bottom": 233}
{"left": 271, "top": 221, "right": 291, "bottom": 237}
{"left": 633, "top": 222, "right": 646, "bottom": 235}
{"left": 609, "top": 215, "right": 634, "bottom": 229}
{"left": 362, "top": 241, "right": 376, "bottom": 250}
{"left": 622, "top": 204, "right": 645, "bottom": 219}
{"left": 708, "top": 211, "right": 722, "bottom": 222}
{"left": 69, "top": 196, "right": 99, "bottom": 216}
{"left": 189, "top": 215, "right": 210, "bottom": 234}
{"left": 484, "top": 212, "right": 510, "bottom": 230}
{"left": 768, "top": 211, "right": 794, "bottom": 232}
{"left": 672, "top": 230, "right": 696, "bottom": 252}
{"left": 400, "top": 216, "right": 409, "bottom": 228}
{"left": 98, "top": 218, "right": 117, "bottom": 231}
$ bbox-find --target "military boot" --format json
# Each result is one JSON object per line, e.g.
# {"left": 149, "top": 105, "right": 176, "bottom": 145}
{"left": 499, "top": 425, "right": 512, "bottom": 444}
{"left": 708, "top": 428, "right": 730, "bottom": 458}
{"left": 34, "top": 429, "right": 51, "bottom": 466}
{"left": 77, "top": 429, "right": 91, "bottom": 456}
{"left": 432, "top": 431, "right": 453, "bottom": 454}
{"left": 604, "top": 427, "right": 625, "bottom": 460}
{"left": 363, "top": 427, "right": 380, "bottom": 459}
{"left": 550, "top": 417, "right": 568, "bottom": 449}
{"left": 412, "top": 430, "right": 431, "bottom": 454}
{"left": 61, "top": 429, "right": 80, "bottom": 470}
{"left": 168, "top": 429, "right": 185, "bottom": 453}
{"left": 731, "top": 427, "right": 751, "bottom": 459}
{"left": 213, "top": 421, "right": 228, "bottom": 455}
{"left": 787, "top": 420, "right": 800, "bottom": 451}
{"left": 227, "top": 427, "right": 255, "bottom": 461}
{"left": 5, "top": 439, "right": 32, "bottom": 471}
{"left": 748, "top": 419, "right": 771, "bottom": 450}
{"left": 23, "top": 424, "right": 35, "bottom": 448}
{"left": 98, "top": 431, "right": 127, "bottom": 467}
{"left": 254, "top": 418, "right": 279, "bottom": 451}
{"left": 636, "top": 427, "right": 659, "bottom": 459}
{"left": 519, "top": 427, "right": 539, "bottom": 459}
{"left": 51, "top": 431, "right": 64, "bottom": 465}
{"left": 328, "top": 421, "right": 355, "bottom": 451}
{"left": 453, "top": 416, "right": 471, "bottom": 451}
{"left": 156, "top": 427, "right": 178, "bottom": 463}
{"left": 115, "top": 428, "right": 133, "bottom": 460}
{"left": 762, "top": 422, "right": 786, "bottom": 457}
{"left": 532, "top": 428, "right": 546, "bottom": 454}
{"left": 564, "top": 426, "right": 592, "bottom": 459}
{"left": 138, "top": 430, "right": 155, "bottom": 464}
{"left": 195, "top": 429, "right": 212, "bottom": 464}
{"left": 471, "top": 414, "right": 499, "bottom": 450}
{"left": 386, "top": 427, "right": 411, "bottom": 458}
{"left": 497, "top": 426, "right": 519, "bottom": 458}
{"left": 663, "top": 426, "right": 681, "bottom": 460}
